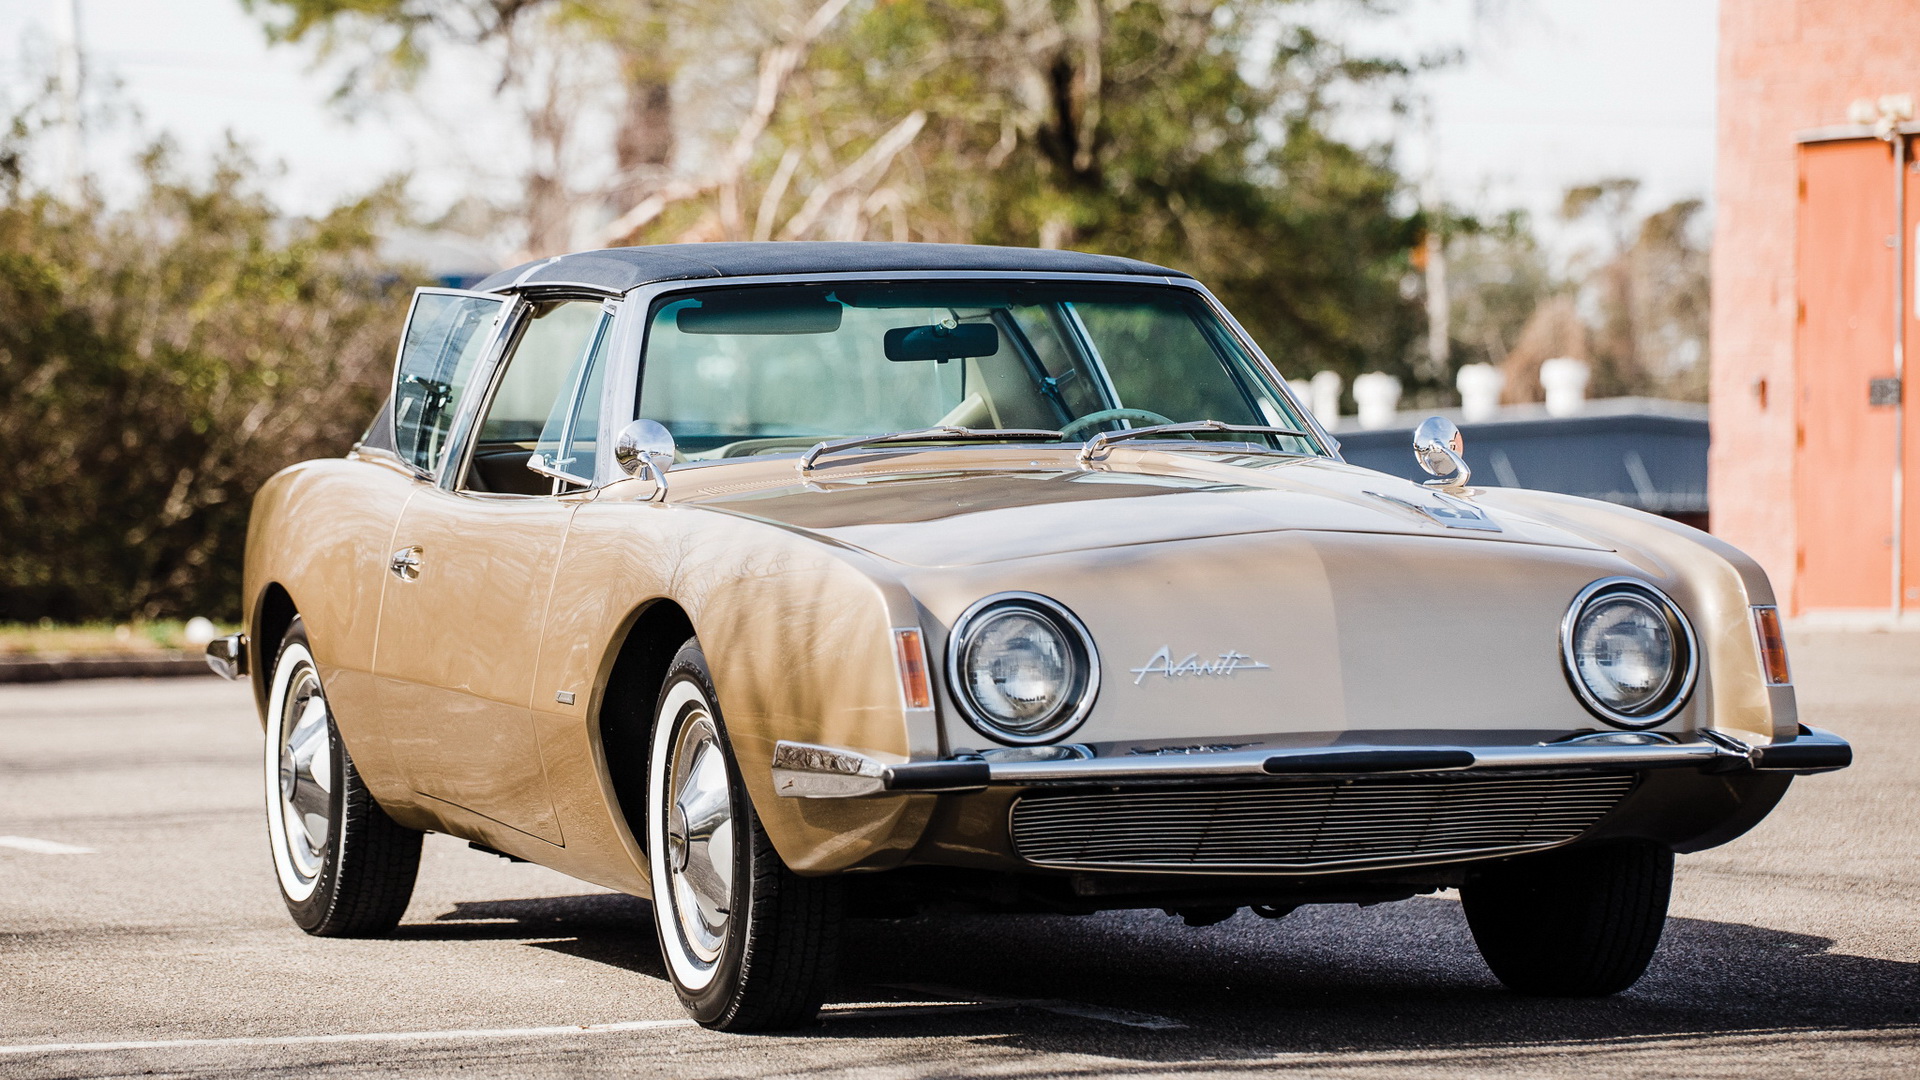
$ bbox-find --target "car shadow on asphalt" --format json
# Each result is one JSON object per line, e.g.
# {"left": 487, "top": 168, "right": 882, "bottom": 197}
{"left": 394, "top": 892, "right": 1920, "bottom": 1056}
{"left": 393, "top": 893, "right": 670, "bottom": 979}
{"left": 831, "top": 898, "right": 1920, "bottom": 1057}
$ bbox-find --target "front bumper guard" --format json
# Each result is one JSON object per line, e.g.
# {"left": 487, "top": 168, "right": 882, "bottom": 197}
{"left": 770, "top": 726, "right": 1853, "bottom": 799}
{"left": 205, "top": 634, "right": 248, "bottom": 681}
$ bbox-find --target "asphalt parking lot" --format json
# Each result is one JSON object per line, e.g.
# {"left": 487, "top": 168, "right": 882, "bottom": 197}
{"left": 2, "top": 631, "right": 1917, "bottom": 1079}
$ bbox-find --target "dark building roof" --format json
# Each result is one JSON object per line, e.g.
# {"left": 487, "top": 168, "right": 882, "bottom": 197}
{"left": 473, "top": 242, "right": 1188, "bottom": 295}
{"left": 1334, "top": 399, "right": 1710, "bottom": 517}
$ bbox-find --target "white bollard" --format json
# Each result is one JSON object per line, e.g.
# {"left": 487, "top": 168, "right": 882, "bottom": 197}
{"left": 183, "top": 617, "right": 217, "bottom": 646}
{"left": 1352, "top": 372, "right": 1403, "bottom": 429}
{"left": 1539, "top": 357, "right": 1590, "bottom": 417}
{"left": 1456, "top": 362, "right": 1505, "bottom": 422}
{"left": 1308, "top": 371, "right": 1344, "bottom": 425}
{"left": 1288, "top": 379, "right": 1312, "bottom": 409}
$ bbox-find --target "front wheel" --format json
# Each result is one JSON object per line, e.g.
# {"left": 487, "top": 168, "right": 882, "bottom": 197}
{"left": 265, "top": 617, "right": 422, "bottom": 936}
{"left": 646, "top": 639, "right": 842, "bottom": 1031}
{"left": 1461, "top": 840, "right": 1673, "bottom": 996}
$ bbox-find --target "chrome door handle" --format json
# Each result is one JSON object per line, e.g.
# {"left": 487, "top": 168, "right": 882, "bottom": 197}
{"left": 389, "top": 546, "right": 423, "bottom": 582}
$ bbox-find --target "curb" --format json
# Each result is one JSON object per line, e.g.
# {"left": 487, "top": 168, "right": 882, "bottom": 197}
{"left": 0, "top": 655, "right": 216, "bottom": 684}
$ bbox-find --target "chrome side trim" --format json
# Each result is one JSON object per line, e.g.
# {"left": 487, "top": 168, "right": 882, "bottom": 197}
{"left": 770, "top": 741, "right": 989, "bottom": 798}
{"left": 769, "top": 726, "right": 1853, "bottom": 798}
{"left": 771, "top": 742, "right": 890, "bottom": 797}
{"left": 205, "top": 634, "right": 249, "bottom": 681}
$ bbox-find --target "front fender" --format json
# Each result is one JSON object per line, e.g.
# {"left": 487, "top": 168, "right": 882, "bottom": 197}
{"left": 240, "top": 456, "right": 425, "bottom": 829}
{"left": 1474, "top": 488, "right": 1796, "bottom": 742}
{"left": 538, "top": 488, "right": 941, "bottom": 883}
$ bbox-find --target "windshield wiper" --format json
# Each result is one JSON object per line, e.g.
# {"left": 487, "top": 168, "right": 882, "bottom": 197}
{"left": 798, "top": 426, "right": 1066, "bottom": 475}
{"left": 1077, "top": 420, "right": 1313, "bottom": 465}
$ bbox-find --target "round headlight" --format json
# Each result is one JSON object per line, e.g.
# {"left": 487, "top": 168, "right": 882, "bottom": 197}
{"left": 948, "top": 594, "right": 1098, "bottom": 743}
{"left": 1561, "top": 579, "right": 1697, "bottom": 728}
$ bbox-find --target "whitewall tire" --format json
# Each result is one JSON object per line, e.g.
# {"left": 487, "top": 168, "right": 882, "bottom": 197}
{"left": 645, "top": 638, "right": 843, "bottom": 1030}
{"left": 265, "top": 617, "right": 422, "bottom": 937}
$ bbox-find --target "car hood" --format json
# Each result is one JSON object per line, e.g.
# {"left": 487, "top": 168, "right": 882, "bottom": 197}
{"left": 678, "top": 447, "right": 1609, "bottom": 567}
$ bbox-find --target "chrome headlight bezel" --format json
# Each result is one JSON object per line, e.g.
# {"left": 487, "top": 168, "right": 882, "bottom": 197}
{"left": 945, "top": 592, "right": 1100, "bottom": 745}
{"left": 1560, "top": 577, "right": 1699, "bottom": 729}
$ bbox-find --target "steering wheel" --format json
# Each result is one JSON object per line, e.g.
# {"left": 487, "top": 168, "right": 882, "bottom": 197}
{"left": 1060, "top": 408, "right": 1177, "bottom": 440}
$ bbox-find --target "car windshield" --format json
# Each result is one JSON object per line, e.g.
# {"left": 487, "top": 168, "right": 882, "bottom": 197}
{"left": 636, "top": 281, "right": 1319, "bottom": 461}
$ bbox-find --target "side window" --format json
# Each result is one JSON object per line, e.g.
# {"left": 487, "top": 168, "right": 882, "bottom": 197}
{"left": 461, "top": 300, "right": 610, "bottom": 495}
{"left": 393, "top": 291, "right": 506, "bottom": 475}
{"left": 550, "top": 318, "right": 612, "bottom": 480}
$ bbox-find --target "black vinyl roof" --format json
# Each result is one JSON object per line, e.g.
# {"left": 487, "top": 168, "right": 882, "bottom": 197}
{"left": 473, "top": 242, "right": 1188, "bottom": 295}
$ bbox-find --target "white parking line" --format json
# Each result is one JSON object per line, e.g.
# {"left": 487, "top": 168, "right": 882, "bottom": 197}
{"left": 0, "top": 991, "right": 1184, "bottom": 1056}
{"left": 0, "top": 1019, "right": 699, "bottom": 1056}
{"left": 0, "top": 836, "right": 94, "bottom": 855}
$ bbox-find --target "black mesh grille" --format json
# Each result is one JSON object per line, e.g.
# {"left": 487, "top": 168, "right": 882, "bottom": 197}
{"left": 1010, "top": 773, "right": 1635, "bottom": 872}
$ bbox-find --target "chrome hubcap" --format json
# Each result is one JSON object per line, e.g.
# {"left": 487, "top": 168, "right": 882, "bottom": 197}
{"left": 665, "top": 712, "right": 735, "bottom": 965}
{"left": 276, "top": 666, "right": 333, "bottom": 886}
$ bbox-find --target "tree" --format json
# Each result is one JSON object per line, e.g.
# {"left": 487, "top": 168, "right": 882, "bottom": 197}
{"left": 1460, "top": 181, "right": 1711, "bottom": 405}
{"left": 1561, "top": 181, "right": 1709, "bottom": 400}
{"left": 246, "top": 0, "right": 1430, "bottom": 385}
{"left": 775, "top": 4, "right": 1425, "bottom": 381}
{"left": 246, "top": 0, "right": 683, "bottom": 259}
{"left": 0, "top": 130, "right": 409, "bottom": 621}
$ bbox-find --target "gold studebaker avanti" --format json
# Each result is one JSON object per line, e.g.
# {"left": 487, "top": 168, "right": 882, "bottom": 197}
{"left": 209, "top": 242, "right": 1851, "bottom": 1031}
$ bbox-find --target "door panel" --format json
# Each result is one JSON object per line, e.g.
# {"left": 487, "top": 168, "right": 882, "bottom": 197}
{"left": 373, "top": 488, "right": 573, "bottom": 843}
{"left": 302, "top": 464, "right": 420, "bottom": 805}
{"left": 369, "top": 296, "right": 617, "bottom": 844}
{"left": 1795, "top": 139, "right": 1898, "bottom": 610}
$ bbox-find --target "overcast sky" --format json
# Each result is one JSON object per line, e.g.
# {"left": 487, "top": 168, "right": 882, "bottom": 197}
{"left": 0, "top": 0, "right": 1717, "bottom": 251}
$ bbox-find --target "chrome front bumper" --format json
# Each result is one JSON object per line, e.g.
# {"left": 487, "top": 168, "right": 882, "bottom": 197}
{"left": 205, "top": 634, "right": 248, "bottom": 681}
{"left": 770, "top": 726, "right": 1853, "bottom": 798}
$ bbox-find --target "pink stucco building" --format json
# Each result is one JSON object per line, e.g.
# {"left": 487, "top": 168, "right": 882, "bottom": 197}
{"left": 1715, "top": 1, "right": 1920, "bottom": 619}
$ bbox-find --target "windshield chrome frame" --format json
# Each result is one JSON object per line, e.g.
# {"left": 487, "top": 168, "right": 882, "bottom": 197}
{"left": 600, "top": 270, "right": 1344, "bottom": 484}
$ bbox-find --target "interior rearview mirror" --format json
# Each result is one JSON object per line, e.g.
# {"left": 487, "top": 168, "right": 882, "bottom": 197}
{"left": 884, "top": 322, "right": 998, "bottom": 362}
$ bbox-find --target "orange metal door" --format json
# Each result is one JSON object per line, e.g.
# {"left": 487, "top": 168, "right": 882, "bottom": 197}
{"left": 1794, "top": 138, "right": 1900, "bottom": 612}
{"left": 1902, "top": 142, "right": 1920, "bottom": 611}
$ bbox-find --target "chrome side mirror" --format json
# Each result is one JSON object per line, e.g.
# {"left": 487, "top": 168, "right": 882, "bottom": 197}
{"left": 614, "top": 419, "right": 676, "bottom": 501}
{"left": 1412, "top": 415, "right": 1471, "bottom": 493}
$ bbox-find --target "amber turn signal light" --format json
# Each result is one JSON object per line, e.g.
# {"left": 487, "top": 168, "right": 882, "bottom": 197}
{"left": 1752, "top": 606, "right": 1791, "bottom": 685}
{"left": 893, "top": 627, "right": 933, "bottom": 710}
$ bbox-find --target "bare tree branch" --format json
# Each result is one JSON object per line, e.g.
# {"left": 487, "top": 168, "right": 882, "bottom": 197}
{"left": 753, "top": 146, "right": 804, "bottom": 242}
{"left": 778, "top": 109, "right": 927, "bottom": 239}
{"left": 598, "top": 0, "right": 856, "bottom": 245}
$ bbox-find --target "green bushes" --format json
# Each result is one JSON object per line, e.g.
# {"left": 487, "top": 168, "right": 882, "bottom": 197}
{"left": 0, "top": 143, "right": 410, "bottom": 622}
